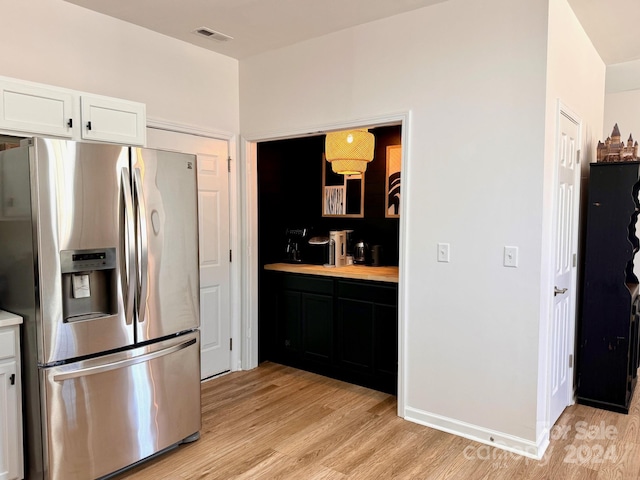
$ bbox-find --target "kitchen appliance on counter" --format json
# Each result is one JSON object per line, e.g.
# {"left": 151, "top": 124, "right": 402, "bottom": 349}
{"left": 353, "top": 241, "right": 370, "bottom": 265}
{"left": 371, "top": 245, "right": 384, "bottom": 266}
{"left": 0, "top": 138, "right": 201, "bottom": 480}
{"left": 328, "top": 230, "right": 347, "bottom": 267}
{"left": 307, "top": 235, "right": 329, "bottom": 265}
{"left": 344, "top": 229, "right": 354, "bottom": 257}
{"left": 284, "top": 227, "right": 309, "bottom": 263}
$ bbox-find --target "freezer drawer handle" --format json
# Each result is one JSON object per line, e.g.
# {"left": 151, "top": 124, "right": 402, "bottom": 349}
{"left": 52, "top": 337, "right": 196, "bottom": 382}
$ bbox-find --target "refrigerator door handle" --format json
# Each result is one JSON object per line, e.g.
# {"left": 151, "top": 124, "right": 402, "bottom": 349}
{"left": 52, "top": 337, "right": 197, "bottom": 382}
{"left": 120, "top": 167, "right": 136, "bottom": 325}
{"left": 134, "top": 167, "right": 149, "bottom": 324}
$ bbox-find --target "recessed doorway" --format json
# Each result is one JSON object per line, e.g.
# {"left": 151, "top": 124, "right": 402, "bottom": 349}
{"left": 252, "top": 124, "right": 403, "bottom": 395}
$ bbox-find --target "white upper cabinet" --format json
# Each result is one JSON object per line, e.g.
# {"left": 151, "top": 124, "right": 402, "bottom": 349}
{"left": 0, "top": 81, "right": 74, "bottom": 138}
{"left": 0, "top": 76, "right": 146, "bottom": 146}
{"left": 81, "top": 95, "right": 146, "bottom": 145}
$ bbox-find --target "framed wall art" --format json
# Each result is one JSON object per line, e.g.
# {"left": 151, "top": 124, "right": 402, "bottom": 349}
{"left": 385, "top": 145, "right": 401, "bottom": 218}
{"left": 322, "top": 154, "right": 364, "bottom": 217}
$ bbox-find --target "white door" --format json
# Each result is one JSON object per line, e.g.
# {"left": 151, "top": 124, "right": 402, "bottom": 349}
{"left": 549, "top": 109, "right": 580, "bottom": 426}
{"left": 147, "top": 128, "right": 231, "bottom": 379}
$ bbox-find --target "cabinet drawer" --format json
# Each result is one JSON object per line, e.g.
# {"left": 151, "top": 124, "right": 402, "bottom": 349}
{"left": 338, "top": 280, "right": 397, "bottom": 305}
{"left": 282, "top": 274, "right": 333, "bottom": 295}
{"left": 0, "top": 328, "right": 16, "bottom": 360}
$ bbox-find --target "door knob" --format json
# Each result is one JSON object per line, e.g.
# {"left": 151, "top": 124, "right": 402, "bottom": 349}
{"left": 554, "top": 286, "right": 568, "bottom": 296}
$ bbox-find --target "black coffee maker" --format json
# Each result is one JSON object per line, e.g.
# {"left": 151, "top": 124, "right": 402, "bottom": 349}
{"left": 284, "top": 227, "right": 309, "bottom": 263}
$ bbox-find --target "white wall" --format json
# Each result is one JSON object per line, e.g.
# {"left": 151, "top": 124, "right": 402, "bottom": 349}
{"left": 604, "top": 90, "right": 640, "bottom": 141}
{"left": 0, "top": 0, "right": 239, "bottom": 134}
{"left": 241, "top": 0, "right": 605, "bottom": 454}
{"left": 540, "top": 0, "right": 605, "bottom": 440}
{"left": 241, "top": 0, "right": 551, "bottom": 451}
{"left": 545, "top": 0, "right": 605, "bottom": 172}
{"left": 603, "top": 59, "right": 640, "bottom": 140}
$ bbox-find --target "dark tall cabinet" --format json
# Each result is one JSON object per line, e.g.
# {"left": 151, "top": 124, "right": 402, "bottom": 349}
{"left": 577, "top": 161, "right": 640, "bottom": 413}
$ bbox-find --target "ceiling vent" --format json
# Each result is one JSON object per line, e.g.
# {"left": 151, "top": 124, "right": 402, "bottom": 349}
{"left": 193, "top": 27, "right": 233, "bottom": 42}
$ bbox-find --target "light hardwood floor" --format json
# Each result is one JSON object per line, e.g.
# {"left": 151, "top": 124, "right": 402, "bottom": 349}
{"left": 113, "top": 362, "right": 640, "bottom": 479}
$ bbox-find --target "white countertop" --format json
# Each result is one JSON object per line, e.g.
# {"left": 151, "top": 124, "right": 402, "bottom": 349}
{"left": 0, "top": 310, "right": 23, "bottom": 327}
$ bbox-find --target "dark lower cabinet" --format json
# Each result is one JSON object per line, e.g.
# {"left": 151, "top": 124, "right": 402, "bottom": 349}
{"left": 336, "top": 298, "right": 374, "bottom": 373}
{"left": 281, "top": 290, "right": 302, "bottom": 354}
{"left": 276, "top": 275, "right": 333, "bottom": 365}
{"left": 336, "top": 280, "right": 398, "bottom": 393}
{"left": 266, "top": 271, "right": 398, "bottom": 394}
{"left": 302, "top": 293, "right": 333, "bottom": 363}
{"left": 373, "top": 303, "right": 399, "bottom": 385}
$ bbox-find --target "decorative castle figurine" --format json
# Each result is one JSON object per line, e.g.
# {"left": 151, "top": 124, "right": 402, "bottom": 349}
{"left": 597, "top": 123, "right": 639, "bottom": 162}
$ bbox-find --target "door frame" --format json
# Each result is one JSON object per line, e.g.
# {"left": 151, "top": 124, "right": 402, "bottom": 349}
{"left": 546, "top": 101, "right": 582, "bottom": 427}
{"left": 146, "top": 117, "right": 242, "bottom": 373}
{"left": 239, "top": 111, "right": 411, "bottom": 416}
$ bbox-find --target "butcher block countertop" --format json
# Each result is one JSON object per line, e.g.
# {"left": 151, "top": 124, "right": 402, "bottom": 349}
{"left": 264, "top": 263, "right": 399, "bottom": 283}
{"left": 0, "top": 310, "right": 22, "bottom": 328}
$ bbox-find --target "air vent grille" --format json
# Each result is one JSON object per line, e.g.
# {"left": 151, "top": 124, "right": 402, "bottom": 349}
{"left": 193, "top": 27, "right": 233, "bottom": 42}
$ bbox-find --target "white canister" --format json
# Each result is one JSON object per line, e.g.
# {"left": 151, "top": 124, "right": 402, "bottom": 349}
{"left": 329, "top": 230, "right": 347, "bottom": 267}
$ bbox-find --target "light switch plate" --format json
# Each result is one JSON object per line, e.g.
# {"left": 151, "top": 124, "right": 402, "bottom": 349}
{"left": 504, "top": 246, "right": 518, "bottom": 267}
{"left": 437, "top": 243, "right": 450, "bottom": 263}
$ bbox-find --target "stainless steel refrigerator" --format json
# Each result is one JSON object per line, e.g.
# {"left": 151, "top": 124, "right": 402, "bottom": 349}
{"left": 0, "top": 138, "right": 201, "bottom": 480}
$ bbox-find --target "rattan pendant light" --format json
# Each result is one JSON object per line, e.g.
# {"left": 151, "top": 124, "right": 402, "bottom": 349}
{"left": 325, "top": 129, "right": 375, "bottom": 175}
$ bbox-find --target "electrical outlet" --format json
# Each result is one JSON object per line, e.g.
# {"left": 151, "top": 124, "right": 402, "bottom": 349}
{"left": 437, "top": 243, "right": 450, "bottom": 263}
{"left": 504, "top": 246, "right": 518, "bottom": 267}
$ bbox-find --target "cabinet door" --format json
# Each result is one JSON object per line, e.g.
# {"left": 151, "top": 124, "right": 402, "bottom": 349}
{"left": 81, "top": 95, "right": 146, "bottom": 146}
{"left": 336, "top": 298, "right": 374, "bottom": 373}
{"left": 302, "top": 293, "right": 333, "bottom": 363}
{"left": 374, "top": 303, "right": 398, "bottom": 378}
{"left": 0, "top": 80, "right": 73, "bottom": 138}
{"left": 0, "top": 360, "right": 20, "bottom": 480}
{"left": 280, "top": 290, "right": 302, "bottom": 355}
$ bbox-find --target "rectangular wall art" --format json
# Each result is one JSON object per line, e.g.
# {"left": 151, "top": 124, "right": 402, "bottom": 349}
{"left": 324, "top": 185, "right": 345, "bottom": 215}
{"left": 385, "top": 145, "right": 401, "bottom": 218}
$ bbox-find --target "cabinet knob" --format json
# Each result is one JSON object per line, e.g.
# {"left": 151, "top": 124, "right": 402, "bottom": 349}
{"left": 9, "top": 374, "right": 15, "bottom": 386}
{"left": 67, "top": 118, "right": 73, "bottom": 128}
{"left": 86, "top": 121, "right": 92, "bottom": 131}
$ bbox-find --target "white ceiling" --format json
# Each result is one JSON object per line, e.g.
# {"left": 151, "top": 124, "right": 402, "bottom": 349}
{"left": 64, "top": 0, "right": 640, "bottom": 65}
{"left": 63, "top": 0, "right": 449, "bottom": 60}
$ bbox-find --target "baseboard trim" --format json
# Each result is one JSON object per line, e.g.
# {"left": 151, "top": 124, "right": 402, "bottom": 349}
{"left": 404, "top": 406, "right": 549, "bottom": 460}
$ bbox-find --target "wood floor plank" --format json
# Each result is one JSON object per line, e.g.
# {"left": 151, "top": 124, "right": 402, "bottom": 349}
{"left": 232, "top": 449, "right": 346, "bottom": 480}
{"left": 112, "top": 362, "right": 640, "bottom": 480}
{"left": 595, "top": 442, "right": 640, "bottom": 480}
{"left": 319, "top": 416, "right": 415, "bottom": 475}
